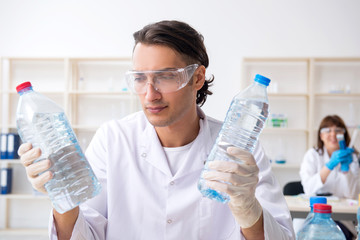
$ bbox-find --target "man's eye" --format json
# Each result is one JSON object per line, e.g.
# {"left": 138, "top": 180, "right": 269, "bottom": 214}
{"left": 156, "top": 73, "right": 176, "bottom": 81}
{"left": 133, "top": 75, "right": 146, "bottom": 82}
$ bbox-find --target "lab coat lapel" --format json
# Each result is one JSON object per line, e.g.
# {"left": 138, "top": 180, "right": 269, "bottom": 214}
{"left": 140, "top": 121, "right": 172, "bottom": 177}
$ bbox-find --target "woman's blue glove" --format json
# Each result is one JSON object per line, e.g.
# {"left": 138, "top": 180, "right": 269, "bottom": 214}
{"left": 340, "top": 147, "right": 355, "bottom": 172}
{"left": 325, "top": 148, "right": 354, "bottom": 171}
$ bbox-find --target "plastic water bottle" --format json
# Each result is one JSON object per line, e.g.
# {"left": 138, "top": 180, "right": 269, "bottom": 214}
{"left": 198, "top": 74, "right": 270, "bottom": 203}
{"left": 15, "top": 82, "right": 101, "bottom": 213}
{"left": 336, "top": 133, "right": 350, "bottom": 172}
{"left": 356, "top": 194, "right": 360, "bottom": 240}
{"left": 297, "top": 203, "right": 346, "bottom": 240}
{"left": 297, "top": 196, "right": 327, "bottom": 235}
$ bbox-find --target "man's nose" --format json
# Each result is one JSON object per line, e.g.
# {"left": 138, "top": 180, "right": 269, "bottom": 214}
{"left": 144, "top": 82, "right": 161, "bottom": 101}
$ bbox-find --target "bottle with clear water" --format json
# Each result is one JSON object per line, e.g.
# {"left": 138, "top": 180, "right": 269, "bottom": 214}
{"left": 15, "top": 82, "right": 101, "bottom": 214}
{"left": 198, "top": 74, "right": 270, "bottom": 203}
{"left": 296, "top": 196, "right": 327, "bottom": 235}
{"left": 297, "top": 203, "right": 346, "bottom": 240}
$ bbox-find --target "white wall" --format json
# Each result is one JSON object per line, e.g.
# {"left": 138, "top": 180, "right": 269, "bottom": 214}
{"left": 1, "top": 0, "right": 360, "bottom": 193}
{"left": 1, "top": 0, "right": 360, "bottom": 120}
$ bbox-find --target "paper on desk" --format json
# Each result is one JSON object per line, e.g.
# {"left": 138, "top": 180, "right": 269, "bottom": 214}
{"left": 296, "top": 194, "right": 357, "bottom": 206}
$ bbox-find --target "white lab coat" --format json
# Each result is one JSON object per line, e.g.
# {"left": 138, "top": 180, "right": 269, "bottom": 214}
{"left": 299, "top": 147, "right": 359, "bottom": 199}
{"left": 49, "top": 108, "right": 294, "bottom": 240}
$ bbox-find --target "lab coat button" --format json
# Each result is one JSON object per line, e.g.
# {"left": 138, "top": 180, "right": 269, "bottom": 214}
{"left": 167, "top": 219, "right": 173, "bottom": 224}
{"left": 141, "top": 153, "right": 147, "bottom": 158}
{"left": 170, "top": 181, "right": 175, "bottom": 185}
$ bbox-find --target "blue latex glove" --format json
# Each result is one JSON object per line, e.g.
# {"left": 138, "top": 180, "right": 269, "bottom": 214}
{"left": 340, "top": 148, "right": 355, "bottom": 172}
{"left": 326, "top": 148, "right": 354, "bottom": 171}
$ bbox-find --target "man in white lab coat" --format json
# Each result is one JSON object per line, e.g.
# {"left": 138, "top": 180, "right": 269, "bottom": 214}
{"left": 18, "top": 20, "right": 295, "bottom": 239}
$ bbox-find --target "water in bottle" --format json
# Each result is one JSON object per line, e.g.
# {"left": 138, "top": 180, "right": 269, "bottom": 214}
{"left": 297, "top": 203, "right": 346, "bottom": 240}
{"left": 15, "top": 81, "right": 101, "bottom": 213}
{"left": 198, "top": 74, "right": 270, "bottom": 203}
{"left": 297, "top": 196, "right": 327, "bottom": 235}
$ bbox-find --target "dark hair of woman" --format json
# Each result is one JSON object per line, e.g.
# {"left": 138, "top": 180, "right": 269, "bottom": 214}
{"left": 316, "top": 115, "right": 358, "bottom": 155}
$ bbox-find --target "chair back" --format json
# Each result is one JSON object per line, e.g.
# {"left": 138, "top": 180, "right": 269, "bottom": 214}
{"left": 283, "top": 181, "right": 304, "bottom": 196}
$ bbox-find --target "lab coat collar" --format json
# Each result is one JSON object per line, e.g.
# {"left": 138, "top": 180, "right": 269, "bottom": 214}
{"left": 139, "top": 106, "right": 214, "bottom": 179}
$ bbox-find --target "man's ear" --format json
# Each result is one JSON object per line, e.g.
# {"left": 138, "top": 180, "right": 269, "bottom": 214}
{"left": 194, "top": 65, "right": 206, "bottom": 91}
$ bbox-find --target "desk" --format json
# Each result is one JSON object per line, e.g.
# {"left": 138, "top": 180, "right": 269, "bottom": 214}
{"left": 285, "top": 195, "right": 358, "bottom": 222}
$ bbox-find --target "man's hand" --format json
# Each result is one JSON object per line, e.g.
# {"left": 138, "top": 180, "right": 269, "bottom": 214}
{"left": 203, "top": 147, "right": 262, "bottom": 228}
{"left": 18, "top": 143, "right": 53, "bottom": 194}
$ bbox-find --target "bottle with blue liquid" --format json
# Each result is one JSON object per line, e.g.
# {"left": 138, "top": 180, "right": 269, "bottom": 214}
{"left": 15, "top": 82, "right": 101, "bottom": 213}
{"left": 297, "top": 203, "right": 345, "bottom": 240}
{"left": 336, "top": 133, "right": 350, "bottom": 172}
{"left": 198, "top": 74, "right": 270, "bottom": 203}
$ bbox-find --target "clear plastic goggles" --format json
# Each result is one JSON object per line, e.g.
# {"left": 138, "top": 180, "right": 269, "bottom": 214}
{"left": 125, "top": 64, "right": 199, "bottom": 94}
{"left": 320, "top": 127, "right": 345, "bottom": 134}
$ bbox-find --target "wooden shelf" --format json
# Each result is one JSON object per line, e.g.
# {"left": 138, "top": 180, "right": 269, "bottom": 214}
{"left": 263, "top": 128, "right": 308, "bottom": 133}
{"left": 0, "top": 57, "right": 139, "bottom": 232}
{"left": 0, "top": 194, "right": 48, "bottom": 199}
{"left": 243, "top": 57, "right": 360, "bottom": 189}
{"left": 8, "top": 91, "right": 64, "bottom": 95}
{"left": 314, "top": 93, "right": 360, "bottom": 97}
{"left": 0, "top": 160, "right": 20, "bottom": 164}
{"left": 0, "top": 228, "right": 48, "bottom": 235}
{"left": 268, "top": 93, "right": 308, "bottom": 97}
{"left": 68, "top": 91, "right": 133, "bottom": 95}
{"left": 271, "top": 163, "right": 300, "bottom": 169}
{"left": 72, "top": 125, "right": 100, "bottom": 130}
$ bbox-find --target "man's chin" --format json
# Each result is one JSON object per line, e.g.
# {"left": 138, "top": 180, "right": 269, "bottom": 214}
{"left": 145, "top": 115, "right": 170, "bottom": 128}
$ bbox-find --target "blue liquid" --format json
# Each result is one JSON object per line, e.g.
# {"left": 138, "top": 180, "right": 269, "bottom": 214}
{"left": 198, "top": 98, "right": 268, "bottom": 203}
{"left": 17, "top": 112, "right": 101, "bottom": 213}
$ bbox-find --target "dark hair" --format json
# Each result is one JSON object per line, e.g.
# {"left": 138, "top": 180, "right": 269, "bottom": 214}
{"left": 133, "top": 20, "right": 214, "bottom": 106}
{"left": 316, "top": 115, "right": 351, "bottom": 155}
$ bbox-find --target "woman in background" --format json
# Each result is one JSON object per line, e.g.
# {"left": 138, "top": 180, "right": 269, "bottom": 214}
{"left": 300, "top": 115, "right": 359, "bottom": 198}
{"left": 299, "top": 115, "right": 359, "bottom": 240}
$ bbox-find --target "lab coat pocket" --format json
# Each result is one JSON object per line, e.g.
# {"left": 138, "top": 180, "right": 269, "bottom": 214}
{"left": 198, "top": 197, "right": 236, "bottom": 240}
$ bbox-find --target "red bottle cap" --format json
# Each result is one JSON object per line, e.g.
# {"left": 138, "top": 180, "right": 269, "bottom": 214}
{"left": 16, "top": 82, "right": 32, "bottom": 93}
{"left": 313, "top": 203, "right": 332, "bottom": 214}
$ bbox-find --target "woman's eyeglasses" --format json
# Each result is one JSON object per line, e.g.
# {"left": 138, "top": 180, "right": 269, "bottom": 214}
{"left": 320, "top": 127, "right": 345, "bottom": 134}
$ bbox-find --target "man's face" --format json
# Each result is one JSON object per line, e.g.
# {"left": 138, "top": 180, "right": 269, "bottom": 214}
{"left": 132, "top": 43, "right": 200, "bottom": 128}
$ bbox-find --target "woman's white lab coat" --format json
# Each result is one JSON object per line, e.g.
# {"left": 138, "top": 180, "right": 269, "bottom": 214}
{"left": 299, "top": 147, "right": 359, "bottom": 199}
{"left": 49, "top": 108, "right": 294, "bottom": 240}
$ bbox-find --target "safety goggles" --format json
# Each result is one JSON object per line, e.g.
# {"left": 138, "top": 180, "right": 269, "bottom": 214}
{"left": 320, "top": 127, "right": 345, "bottom": 134}
{"left": 125, "top": 64, "right": 199, "bottom": 94}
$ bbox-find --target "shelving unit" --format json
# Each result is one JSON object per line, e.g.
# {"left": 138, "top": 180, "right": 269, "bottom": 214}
{"left": 242, "top": 57, "right": 360, "bottom": 187}
{"left": 0, "top": 57, "right": 140, "bottom": 235}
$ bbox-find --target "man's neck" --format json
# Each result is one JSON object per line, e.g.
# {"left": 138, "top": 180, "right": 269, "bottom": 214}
{"left": 155, "top": 111, "right": 200, "bottom": 148}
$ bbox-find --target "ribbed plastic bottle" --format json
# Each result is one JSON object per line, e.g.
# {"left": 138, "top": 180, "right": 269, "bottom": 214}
{"left": 198, "top": 74, "right": 270, "bottom": 203}
{"left": 15, "top": 82, "right": 101, "bottom": 213}
{"left": 356, "top": 194, "right": 360, "bottom": 240}
{"left": 297, "top": 196, "right": 327, "bottom": 235}
{"left": 297, "top": 203, "right": 346, "bottom": 240}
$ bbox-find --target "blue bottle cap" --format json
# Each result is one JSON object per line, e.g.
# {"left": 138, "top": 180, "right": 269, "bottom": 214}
{"left": 254, "top": 74, "right": 271, "bottom": 86}
{"left": 310, "top": 196, "right": 327, "bottom": 207}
